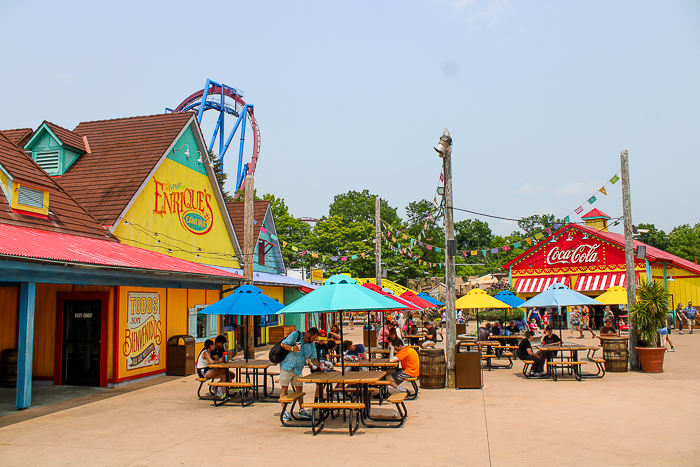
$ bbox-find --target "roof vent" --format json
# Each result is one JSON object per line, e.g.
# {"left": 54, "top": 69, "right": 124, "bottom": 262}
{"left": 35, "top": 151, "right": 60, "bottom": 175}
{"left": 18, "top": 185, "right": 44, "bottom": 209}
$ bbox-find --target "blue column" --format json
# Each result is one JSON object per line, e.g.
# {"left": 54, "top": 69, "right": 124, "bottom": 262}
{"left": 16, "top": 282, "right": 36, "bottom": 410}
{"left": 663, "top": 264, "right": 668, "bottom": 290}
{"left": 509, "top": 266, "right": 512, "bottom": 287}
{"left": 645, "top": 259, "right": 653, "bottom": 285}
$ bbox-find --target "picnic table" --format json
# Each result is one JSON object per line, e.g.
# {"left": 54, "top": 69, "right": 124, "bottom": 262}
{"left": 337, "top": 358, "right": 399, "bottom": 369}
{"left": 533, "top": 343, "right": 593, "bottom": 381}
{"left": 208, "top": 359, "right": 276, "bottom": 403}
{"left": 368, "top": 346, "right": 391, "bottom": 358}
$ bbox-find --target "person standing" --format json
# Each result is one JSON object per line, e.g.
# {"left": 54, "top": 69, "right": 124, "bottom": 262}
{"left": 527, "top": 308, "right": 541, "bottom": 327}
{"left": 579, "top": 305, "right": 596, "bottom": 338}
{"left": 684, "top": 302, "right": 697, "bottom": 334}
{"left": 278, "top": 328, "right": 320, "bottom": 422}
{"left": 569, "top": 306, "right": 581, "bottom": 339}
{"left": 676, "top": 303, "right": 687, "bottom": 335}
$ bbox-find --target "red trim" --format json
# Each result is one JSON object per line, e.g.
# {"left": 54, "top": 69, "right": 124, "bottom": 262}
{"left": 12, "top": 209, "right": 49, "bottom": 219}
{"left": 55, "top": 292, "right": 110, "bottom": 387}
{"left": 114, "top": 368, "right": 165, "bottom": 384}
{"left": 113, "top": 287, "right": 120, "bottom": 383}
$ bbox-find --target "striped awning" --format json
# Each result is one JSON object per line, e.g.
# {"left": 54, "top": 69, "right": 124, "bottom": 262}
{"left": 515, "top": 276, "right": 570, "bottom": 294}
{"left": 574, "top": 273, "right": 629, "bottom": 292}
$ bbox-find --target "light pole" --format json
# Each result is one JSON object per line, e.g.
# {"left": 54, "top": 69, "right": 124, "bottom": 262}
{"left": 435, "top": 129, "right": 456, "bottom": 388}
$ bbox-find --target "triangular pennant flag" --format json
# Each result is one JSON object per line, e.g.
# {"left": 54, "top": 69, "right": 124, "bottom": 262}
{"left": 462, "top": 251, "right": 468, "bottom": 257}
{"left": 282, "top": 241, "right": 288, "bottom": 247}
{"left": 610, "top": 175, "right": 620, "bottom": 184}
{"left": 526, "top": 238, "right": 532, "bottom": 245}
{"left": 563, "top": 216, "right": 570, "bottom": 224}
{"left": 481, "top": 250, "right": 487, "bottom": 256}
{"left": 253, "top": 219, "right": 257, "bottom": 225}
{"left": 419, "top": 260, "right": 422, "bottom": 265}
{"left": 513, "top": 242, "right": 521, "bottom": 248}
{"left": 423, "top": 221, "right": 428, "bottom": 229}
{"left": 361, "top": 253, "right": 366, "bottom": 259}
{"left": 599, "top": 187, "right": 607, "bottom": 196}
{"left": 575, "top": 206, "right": 584, "bottom": 215}
{"left": 427, "top": 245, "right": 433, "bottom": 251}
{"left": 588, "top": 195, "right": 597, "bottom": 204}
{"left": 440, "top": 172, "right": 444, "bottom": 182}
{"left": 545, "top": 228, "right": 552, "bottom": 235}
{"left": 402, "top": 234, "right": 408, "bottom": 240}
{"left": 301, "top": 251, "right": 307, "bottom": 256}
{"left": 434, "top": 197, "right": 438, "bottom": 205}
{"left": 312, "top": 253, "right": 318, "bottom": 258}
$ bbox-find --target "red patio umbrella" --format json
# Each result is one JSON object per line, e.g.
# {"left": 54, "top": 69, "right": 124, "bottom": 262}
{"left": 399, "top": 290, "right": 436, "bottom": 309}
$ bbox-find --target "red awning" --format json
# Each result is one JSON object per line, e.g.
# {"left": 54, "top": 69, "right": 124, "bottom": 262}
{"left": 515, "top": 276, "right": 570, "bottom": 294}
{"left": 399, "top": 291, "right": 436, "bottom": 308}
{"left": 574, "top": 273, "right": 637, "bottom": 292}
{"left": 361, "top": 283, "right": 421, "bottom": 311}
{"left": 299, "top": 286, "right": 314, "bottom": 294}
{"left": 0, "top": 223, "right": 245, "bottom": 279}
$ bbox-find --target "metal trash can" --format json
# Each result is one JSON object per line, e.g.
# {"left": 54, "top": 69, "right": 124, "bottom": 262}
{"left": 167, "top": 335, "right": 195, "bottom": 376}
{"left": 455, "top": 345, "right": 482, "bottom": 389}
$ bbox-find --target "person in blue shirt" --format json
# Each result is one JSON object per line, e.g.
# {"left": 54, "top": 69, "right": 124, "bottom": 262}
{"left": 684, "top": 302, "right": 697, "bottom": 334}
{"left": 278, "top": 328, "right": 320, "bottom": 422}
{"left": 527, "top": 308, "right": 541, "bottom": 326}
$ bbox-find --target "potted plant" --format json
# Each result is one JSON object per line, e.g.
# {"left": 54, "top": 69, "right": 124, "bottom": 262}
{"left": 629, "top": 280, "right": 669, "bottom": 372}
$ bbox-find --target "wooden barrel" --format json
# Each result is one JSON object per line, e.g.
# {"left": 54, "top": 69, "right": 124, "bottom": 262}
{"left": 419, "top": 348, "right": 446, "bottom": 389}
{"left": 601, "top": 337, "right": 628, "bottom": 372}
{"left": 1, "top": 348, "right": 18, "bottom": 388}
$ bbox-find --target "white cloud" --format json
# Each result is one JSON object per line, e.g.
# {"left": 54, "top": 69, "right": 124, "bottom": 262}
{"left": 555, "top": 181, "right": 601, "bottom": 197}
{"left": 468, "top": 0, "right": 512, "bottom": 26}
{"left": 511, "top": 183, "right": 545, "bottom": 195}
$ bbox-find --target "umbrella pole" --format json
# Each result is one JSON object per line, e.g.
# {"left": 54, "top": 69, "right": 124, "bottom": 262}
{"left": 340, "top": 310, "right": 345, "bottom": 375}
{"left": 557, "top": 305, "right": 562, "bottom": 341}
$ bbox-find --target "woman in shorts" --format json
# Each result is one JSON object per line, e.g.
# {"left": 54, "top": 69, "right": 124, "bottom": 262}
{"left": 197, "top": 339, "right": 232, "bottom": 397}
{"left": 569, "top": 306, "right": 581, "bottom": 339}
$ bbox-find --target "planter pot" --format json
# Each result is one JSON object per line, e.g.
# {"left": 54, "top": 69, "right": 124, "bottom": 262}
{"left": 635, "top": 347, "right": 666, "bottom": 373}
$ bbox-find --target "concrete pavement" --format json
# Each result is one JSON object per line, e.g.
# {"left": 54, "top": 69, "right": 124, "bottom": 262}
{"left": 0, "top": 323, "right": 698, "bottom": 466}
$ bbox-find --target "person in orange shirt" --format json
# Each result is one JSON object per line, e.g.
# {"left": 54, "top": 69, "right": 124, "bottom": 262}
{"left": 387, "top": 338, "right": 419, "bottom": 392}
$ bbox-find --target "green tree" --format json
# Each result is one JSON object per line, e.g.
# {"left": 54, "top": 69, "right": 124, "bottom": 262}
{"left": 455, "top": 219, "right": 493, "bottom": 251}
{"left": 668, "top": 224, "right": 700, "bottom": 262}
{"left": 636, "top": 223, "right": 671, "bottom": 251}
{"left": 262, "top": 194, "right": 311, "bottom": 269}
{"left": 517, "top": 214, "right": 562, "bottom": 237}
{"left": 328, "top": 190, "right": 401, "bottom": 225}
{"left": 306, "top": 216, "right": 376, "bottom": 278}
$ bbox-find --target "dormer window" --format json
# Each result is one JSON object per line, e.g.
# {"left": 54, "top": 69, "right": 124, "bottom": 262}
{"left": 11, "top": 182, "right": 49, "bottom": 216}
{"left": 24, "top": 122, "right": 87, "bottom": 176}
{"left": 18, "top": 185, "right": 44, "bottom": 209}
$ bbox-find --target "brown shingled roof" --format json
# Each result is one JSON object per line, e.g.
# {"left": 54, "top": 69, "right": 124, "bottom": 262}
{"left": 0, "top": 128, "right": 33, "bottom": 148}
{"left": 43, "top": 121, "right": 86, "bottom": 152}
{"left": 56, "top": 112, "right": 194, "bottom": 226}
{"left": 226, "top": 200, "right": 270, "bottom": 241}
{"left": 0, "top": 133, "right": 116, "bottom": 241}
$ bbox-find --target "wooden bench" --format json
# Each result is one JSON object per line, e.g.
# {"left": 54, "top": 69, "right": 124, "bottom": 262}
{"left": 548, "top": 361, "right": 587, "bottom": 381}
{"left": 301, "top": 402, "right": 366, "bottom": 436}
{"left": 405, "top": 376, "right": 419, "bottom": 400}
{"left": 362, "top": 391, "right": 408, "bottom": 428}
{"left": 239, "top": 369, "right": 280, "bottom": 393}
{"left": 581, "top": 357, "right": 606, "bottom": 379}
{"left": 209, "top": 381, "right": 255, "bottom": 406}
{"left": 278, "top": 391, "right": 315, "bottom": 427}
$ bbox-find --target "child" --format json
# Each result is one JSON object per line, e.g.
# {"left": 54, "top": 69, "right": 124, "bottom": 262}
{"left": 529, "top": 319, "right": 540, "bottom": 334}
{"left": 658, "top": 326, "right": 675, "bottom": 352}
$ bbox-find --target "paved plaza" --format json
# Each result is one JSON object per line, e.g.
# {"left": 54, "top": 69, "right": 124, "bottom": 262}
{"left": 1, "top": 324, "right": 699, "bottom": 466}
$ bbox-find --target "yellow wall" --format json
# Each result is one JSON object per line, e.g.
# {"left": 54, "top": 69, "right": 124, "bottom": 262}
{"left": 0, "top": 286, "right": 18, "bottom": 353}
{"left": 650, "top": 265, "right": 700, "bottom": 307}
{"left": 113, "top": 157, "right": 240, "bottom": 269}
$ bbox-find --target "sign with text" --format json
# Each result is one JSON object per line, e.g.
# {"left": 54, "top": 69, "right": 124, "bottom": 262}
{"left": 123, "top": 292, "right": 162, "bottom": 370}
{"left": 311, "top": 268, "right": 324, "bottom": 283}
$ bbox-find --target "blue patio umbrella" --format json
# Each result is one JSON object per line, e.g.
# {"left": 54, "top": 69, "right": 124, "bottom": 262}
{"left": 418, "top": 292, "right": 444, "bottom": 306}
{"left": 200, "top": 284, "right": 285, "bottom": 360}
{"left": 277, "top": 274, "right": 406, "bottom": 374}
{"left": 494, "top": 290, "right": 526, "bottom": 324}
{"left": 520, "top": 283, "right": 602, "bottom": 338}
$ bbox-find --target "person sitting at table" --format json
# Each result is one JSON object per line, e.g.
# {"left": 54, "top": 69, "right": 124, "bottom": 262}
{"left": 311, "top": 339, "right": 336, "bottom": 401}
{"left": 211, "top": 335, "right": 237, "bottom": 362}
{"left": 343, "top": 340, "right": 369, "bottom": 360}
{"left": 196, "top": 339, "right": 234, "bottom": 398}
{"left": 386, "top": 338, "right": 420, "bottom": 393}
{"left": 406, "top": 324, "right": 419, "bottom": 345}
{"left": 599, "top": 319, "right": 617, "bottom": 336}
{"left": 420, "top": 321, "right": 438, "bottom": 349}
{"left": 519, "top": 331, "right": 545, "bottom": 377}
{"left": 377, "top": 318, "right": 392, "bottom": 346}
{"left": 490, "top": 322, "right": 506, "bottom": 356}
{"left": 279, "top": 328, "right": 320, "bottom": 422}
{"left": 328, "top": 324, "right": 342, "bottom": 340}
{"left": 528, "top": 319, "right": 540, "bottom": 334}
{"left": 387, "top": 327, "right": 401, "bottom": 358}
{"left": 538, "top": 326, "right": 561, "bottom": 364}
{"left": 504, "top": 320, "right": 520, "bottom": 336}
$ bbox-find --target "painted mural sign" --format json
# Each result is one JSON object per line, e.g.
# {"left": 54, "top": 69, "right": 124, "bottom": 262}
{"left": 153, "top": 177, "right": 214, "bottom": 235}
{"left": 123, "top": 292, "right": 162, "bottom": 370}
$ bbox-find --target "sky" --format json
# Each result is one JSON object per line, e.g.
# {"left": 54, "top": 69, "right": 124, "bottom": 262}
{"left": 1, "top": 0, "right": 698, "bottom": 237}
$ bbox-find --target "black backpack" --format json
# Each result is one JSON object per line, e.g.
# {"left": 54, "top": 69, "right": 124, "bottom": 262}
{"left": 268, "top": 331, "right": 302, "bottom": 364}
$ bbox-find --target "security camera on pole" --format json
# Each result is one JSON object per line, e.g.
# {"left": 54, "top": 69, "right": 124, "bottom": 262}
{"left": 435, "top": 129, "right": 456, "bottom": 388}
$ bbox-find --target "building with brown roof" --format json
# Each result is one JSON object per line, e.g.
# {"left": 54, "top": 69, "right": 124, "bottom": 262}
{"left": 226, "top": 200, "right": 285, "bottom": 275}
{"left": 0, "top": 128, "right": 33, "bottom": 148}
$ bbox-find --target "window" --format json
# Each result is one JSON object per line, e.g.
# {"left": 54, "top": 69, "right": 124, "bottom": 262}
{"left": 35, "top": 151, "right": 60, "bottom": 175}
{"left": 188, "top": 305, "right": 217, "bottom": 342}
{"left": 258, "top": 240, "right": 266, "bottom": 266}
{"left": 17, "top": 185, "right": 44, "bottom": 209}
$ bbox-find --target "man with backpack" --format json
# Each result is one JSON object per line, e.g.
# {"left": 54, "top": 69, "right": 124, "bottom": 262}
{"left": 276, "top": 328, "right": 320, "bottom": 422}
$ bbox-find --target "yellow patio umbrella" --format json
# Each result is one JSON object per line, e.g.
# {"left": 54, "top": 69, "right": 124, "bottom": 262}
{"left": 595, "top": 286, "right": 627, "bottom": 305}
{"left": 456, "top": 288, "right": 511, "bottom": 324}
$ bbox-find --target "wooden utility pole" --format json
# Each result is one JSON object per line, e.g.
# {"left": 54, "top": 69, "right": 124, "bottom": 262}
{"left": 438, "top": 129, "right": 456, "bottom": 388}
{"left": 375, "top": 196, "right": 382, "bottom": 288}
{"left": 243, "top": 175, "right": 255, "bottom": 360}
{"left": 621, "top": 150, "right": 639, "bottom": 370}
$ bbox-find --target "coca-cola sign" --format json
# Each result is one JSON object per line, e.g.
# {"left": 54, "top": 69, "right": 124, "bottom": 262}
{"left": 546, "top": 243, "right": 601, "bottom": 265}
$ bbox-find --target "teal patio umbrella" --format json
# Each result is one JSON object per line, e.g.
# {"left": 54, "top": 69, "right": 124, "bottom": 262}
{"left": 200, "top": 284, "right": 285, "bottom": 361}
{"left": 277, "top": 274, "right": 407, "bottom": 374}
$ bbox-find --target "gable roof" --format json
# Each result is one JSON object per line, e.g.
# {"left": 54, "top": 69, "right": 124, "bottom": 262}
{"left": 0, "top": 133, "right": 116, "bottom": 241}
{"left": 0, "top": 128, "right": 33, "bottom": 147}
{"left": 42, "top": 121, "right": 86, "bottom": 152}
{"left": 581, "top": 208, "right": 610, "bottom": 220}
{"left": 56, "top": 112, "right": 194, "bottom": 226}
{"left": 226, "top": 200, "right": 270, "bottom": 241}
{"left": 503, "top": 223, "right": 700, "bottom": 276}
